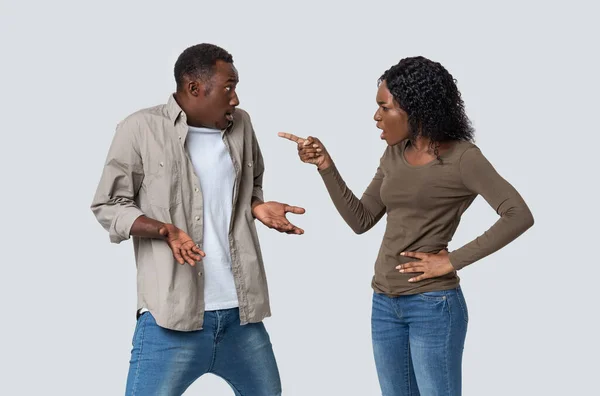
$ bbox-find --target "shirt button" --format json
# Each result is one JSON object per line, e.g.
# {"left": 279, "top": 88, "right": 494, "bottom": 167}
{"left": 198, "top": 272, "right": 203, "bottom": 276}
{"left": 179, "top": 136, "right": 182, "bottom": 140}
{"left": 195, "top": 216, "right": 200, "bottom": 221}
{"left": 159, "top": 162, "right": 164, "bottom": 167}
{"left": 194, "top": 187, "right": 199, "bottom": 192}
{"left": 247, "top": 162, "right": 253, "bottom": 168}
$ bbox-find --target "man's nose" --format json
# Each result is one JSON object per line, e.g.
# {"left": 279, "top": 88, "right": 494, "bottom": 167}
{"left": 230, "top": 92, "right": 240, "bottom": 107}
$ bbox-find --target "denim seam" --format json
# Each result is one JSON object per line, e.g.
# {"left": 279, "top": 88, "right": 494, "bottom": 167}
{"left": 407, "top": 341, "right": 414, "bottom": 395}
{"left": 392, "top": 296, "right": 412, "bottom": 395}
{"left": 404, "top": 336, "right": 410, "bottom": 394}
{"left": 456, "top": 288, "right": 469, "bottom": 324}
{"left": 208, "top": 313, "right": 220, "bottom": 372}
{"left": 131, "top": 314, "right": 149, "bottom": 396}
{"left": 445, "top": 294, "right": 452, "bottom": 395}
{"left": 392, "top": 297, "right": 403, "bottom": 320}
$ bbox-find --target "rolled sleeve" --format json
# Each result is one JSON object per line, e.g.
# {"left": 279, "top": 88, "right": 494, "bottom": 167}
{"left": 91, "top": 119, "right": 146, "bottom": 244}
{"left": 108, "top": 204, "right": 145, "bottom": 244}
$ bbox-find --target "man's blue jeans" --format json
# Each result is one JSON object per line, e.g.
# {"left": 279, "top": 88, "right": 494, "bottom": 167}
{"left": 125, "top": 308, "right": 281, "bottom": 396}
{"left": 372, "top": 287, "right": 469, "bottom": 395}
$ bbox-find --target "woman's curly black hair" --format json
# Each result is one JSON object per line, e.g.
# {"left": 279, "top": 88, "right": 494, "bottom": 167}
{"left": 379, "top": 56, "right": 474, "bottom": 159}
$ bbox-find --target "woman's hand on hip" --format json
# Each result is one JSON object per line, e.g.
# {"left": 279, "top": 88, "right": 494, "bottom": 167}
{"left": 396, "top": 249, "right": 456, "bottom": 282}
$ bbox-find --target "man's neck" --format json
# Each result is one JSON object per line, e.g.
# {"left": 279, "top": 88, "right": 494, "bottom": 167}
{"left": 172, "top": 92, "right": 211, "bottom": 128}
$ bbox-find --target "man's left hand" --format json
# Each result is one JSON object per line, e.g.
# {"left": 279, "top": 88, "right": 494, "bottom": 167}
{"left": 252, "top": 201, "right": 305, "bottom": 235}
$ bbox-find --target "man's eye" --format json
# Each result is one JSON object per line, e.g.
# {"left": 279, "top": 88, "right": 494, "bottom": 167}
{"left": 381, "top": 106, "right": 388, "bottom": 111}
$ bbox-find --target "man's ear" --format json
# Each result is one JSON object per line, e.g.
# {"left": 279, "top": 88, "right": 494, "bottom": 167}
{"left": 189, "top": 80, "right": 201, "bottom": 97}
{"left": 189, "top": 79, "right": 213, "bottom": 97}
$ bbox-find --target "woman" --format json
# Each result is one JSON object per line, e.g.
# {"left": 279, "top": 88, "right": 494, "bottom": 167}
{"left": 279, "top": 56, "right": 534, "bottom": 395}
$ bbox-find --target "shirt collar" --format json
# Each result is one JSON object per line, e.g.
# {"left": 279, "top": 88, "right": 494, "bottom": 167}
{"left": 167, "top": 94, "right": 185, "bottom": 125}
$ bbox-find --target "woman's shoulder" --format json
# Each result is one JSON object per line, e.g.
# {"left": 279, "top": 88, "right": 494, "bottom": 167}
{"left": 447, "top": 139, "right": 480, "bottom": 161}
{"left": 453, "top": 139, "right": 477, "bottom": 153}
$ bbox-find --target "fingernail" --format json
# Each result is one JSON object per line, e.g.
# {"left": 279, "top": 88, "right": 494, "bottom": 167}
{"left": 399, "top": 270, "right": 404, "bottom": 273}
{"left": 408, "top": 279, "right": 414, "bottom": 282}
{"left": 400, "top": 252, "right": 405, "bottom": 256}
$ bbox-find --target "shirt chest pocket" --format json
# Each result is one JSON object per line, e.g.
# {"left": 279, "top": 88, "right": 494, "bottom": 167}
{"left": 145, "top": 159, "right": 183, "bottom": 209}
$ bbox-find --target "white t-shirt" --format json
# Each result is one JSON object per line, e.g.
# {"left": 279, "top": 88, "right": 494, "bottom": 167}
{"left": 186, "top": 126, "right": 239, "bottom": 311}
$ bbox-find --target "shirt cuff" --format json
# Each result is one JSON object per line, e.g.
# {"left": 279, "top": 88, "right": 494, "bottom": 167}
{"left": 318, "top": 163, "right": 337, "bottom": 177}
{"left": 251, "top": 188, "right": 264, "bottom": 205}
{"left": 109, "top": 207, "right": 145, "bottom": 244}
{"left": 448, "top": 251, "right": 469, "bottom": 271}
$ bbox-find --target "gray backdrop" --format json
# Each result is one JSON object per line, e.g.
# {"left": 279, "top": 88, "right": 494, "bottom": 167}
{"left": 1, "top": 0, "right": 597, "bottom": 394}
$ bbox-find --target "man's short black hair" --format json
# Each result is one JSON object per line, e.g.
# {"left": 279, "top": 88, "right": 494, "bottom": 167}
{"left": 174, "top": 43, "right": 233, "bottom": 91}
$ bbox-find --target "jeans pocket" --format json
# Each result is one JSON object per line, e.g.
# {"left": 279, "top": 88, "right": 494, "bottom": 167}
{"left": 418, "top": 290, "right": 448, "bottom": 302}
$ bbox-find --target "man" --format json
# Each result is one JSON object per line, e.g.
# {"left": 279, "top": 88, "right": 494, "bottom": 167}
{"left": 91, "top": 43, "right": 303, "bottom": 395}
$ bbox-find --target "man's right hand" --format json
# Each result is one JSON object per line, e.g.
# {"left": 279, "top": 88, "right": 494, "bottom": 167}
{"left": 278, "top": 133, "right": 333, "bottom": 171}
{"left": 159, "top": 224, "right": 206, "bottom": 266}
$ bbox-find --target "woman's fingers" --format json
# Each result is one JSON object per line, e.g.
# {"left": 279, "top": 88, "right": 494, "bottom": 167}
{"left": 396, "top": 263, "right": 426, "bottom": 273}
{"left": 408, "top": 274, "right": 431, "bottom": 283}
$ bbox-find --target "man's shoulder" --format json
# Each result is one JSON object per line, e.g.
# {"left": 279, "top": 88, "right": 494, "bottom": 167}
{"left": 117, "top": 103, "right": 171, "bottom": 130}
{"left": 233, "top": 107, "right": 251, "bottom": 123}
{"left": 231, "top": 108, "right": 256, "bottom": 137}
